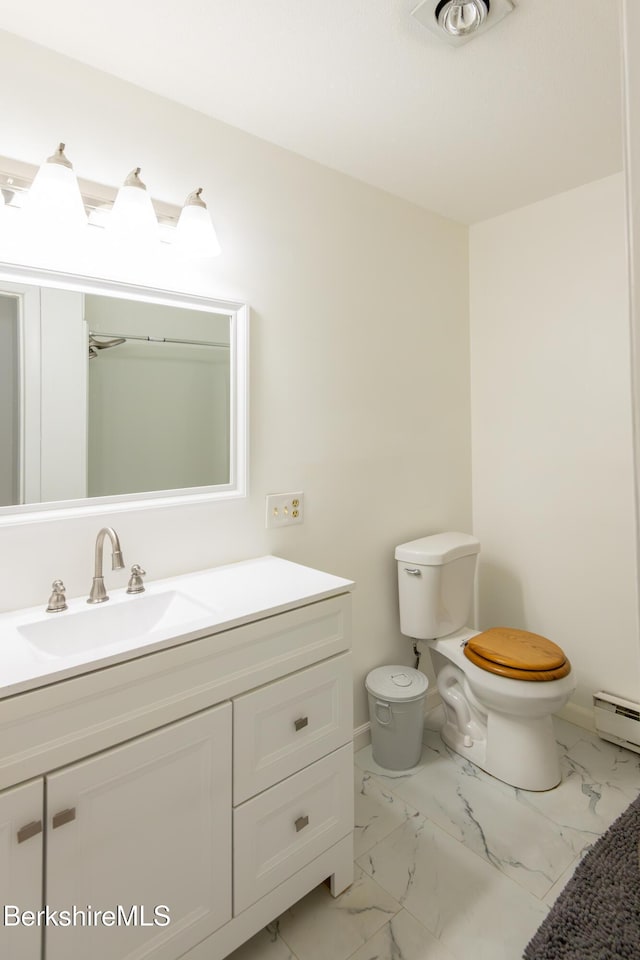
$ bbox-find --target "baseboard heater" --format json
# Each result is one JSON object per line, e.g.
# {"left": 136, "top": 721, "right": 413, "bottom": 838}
{"left": 594, "top": 691, "right": 640, "bottom": 754}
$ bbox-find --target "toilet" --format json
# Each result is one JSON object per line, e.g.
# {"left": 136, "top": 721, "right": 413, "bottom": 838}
{"left": 395, "top": 532, "right": 576, "bottom": 791}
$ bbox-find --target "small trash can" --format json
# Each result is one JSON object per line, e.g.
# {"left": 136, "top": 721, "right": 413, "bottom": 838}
{"left": 365, "top": 666, "right": 428, "bottom": 770}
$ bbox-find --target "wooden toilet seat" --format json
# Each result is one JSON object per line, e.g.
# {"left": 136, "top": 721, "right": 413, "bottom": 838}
{"left": 463, "top": 627, "right": 571, "bottom": 682}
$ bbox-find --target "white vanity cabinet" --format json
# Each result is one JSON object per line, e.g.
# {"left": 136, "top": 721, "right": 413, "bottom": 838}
{"left": 0, "top": 706, "right": 232, "bottom": 960}
{"left": 0, "top": 779, "right": 43, "bottom": 960}
{"left": 0, "top": 566, "right": 354, "bottom": 960}
{"left": 232, "top": 654, "right": 353, "bottom": 915}
{"left": 233, "top": 653, "right": 353, "bottom": 803}
{"left": 46, "top": 704, "right": 232, "bottom": 960}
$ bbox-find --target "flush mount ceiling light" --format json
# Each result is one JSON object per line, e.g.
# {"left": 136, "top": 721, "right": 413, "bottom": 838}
{"left": 0, "top": 144, "right": 222, "bottom": 258}
{"left": 437, "top": 0, "right": 488, "bottom": 37}
{"left": 412, "top": 0, "right": 514, "bottom": 46}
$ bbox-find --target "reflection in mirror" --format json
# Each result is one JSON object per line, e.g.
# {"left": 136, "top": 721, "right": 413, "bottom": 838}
{"left": 0, "top": 294, "right": 19, "bottom": 506}
{"left": 86, "top": 295, "right": 230, "bottom": 497}
{"left": 0, "top": 281, "right": 241, "bottom": 512}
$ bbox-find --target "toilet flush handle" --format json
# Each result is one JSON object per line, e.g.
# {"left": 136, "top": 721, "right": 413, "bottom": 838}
{"left": 404, "top": 567, "right": 422, "bottom": 576}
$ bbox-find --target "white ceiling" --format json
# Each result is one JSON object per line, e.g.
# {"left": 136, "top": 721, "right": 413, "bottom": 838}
{"left": 0, "top": 0, "right": 624, "bottom": 223}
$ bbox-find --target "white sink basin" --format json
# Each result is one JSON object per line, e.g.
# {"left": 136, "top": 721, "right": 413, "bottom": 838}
{"left": 18, "top": 591, "right": 216, "bottom": 659}
{"left": 0, "top": 557, "right": 354, "bottom": 700}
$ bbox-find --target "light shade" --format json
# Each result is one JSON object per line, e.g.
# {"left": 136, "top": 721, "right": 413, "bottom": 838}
{"left": 437, "top": 0, "right": 488, "bottom": 36}
{"left": 106, "top": 167, "right": 159, "bottom": 247}
{"left": 174, "top": 188, "right": 221, "bottom": 258}
{"left": 22, "top": 143, "right": 87, "bottom": 240}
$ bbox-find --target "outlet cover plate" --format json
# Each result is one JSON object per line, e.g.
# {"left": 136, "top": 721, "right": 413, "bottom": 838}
{"left": 265, "top": 492, "right": 304, "bottom": 528}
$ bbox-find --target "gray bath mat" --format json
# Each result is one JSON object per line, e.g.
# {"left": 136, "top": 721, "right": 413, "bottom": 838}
{"left": 523, "top": 792, "right": 640, "bottom": 959}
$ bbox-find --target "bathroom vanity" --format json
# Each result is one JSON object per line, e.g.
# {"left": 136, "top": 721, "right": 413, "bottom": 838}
{"left": 0, "top": 556, "right": 354, "bottom": 960}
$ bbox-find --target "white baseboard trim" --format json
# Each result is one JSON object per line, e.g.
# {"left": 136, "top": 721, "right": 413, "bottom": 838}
{"left": 557, "top": 699, "right": 596, "bottom": 733}
{"left": 354, "top": 696, "right": 598, "bottom": 760}
{"left": 425, "top": 688, "right": 441, "bottom": 714}
{"left": 353, "top": 721, "right": 371, "bottom": 753}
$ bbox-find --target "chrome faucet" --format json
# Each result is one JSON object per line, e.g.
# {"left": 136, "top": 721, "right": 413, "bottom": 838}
{"left": 87, "top": 527, "right": 125, "bottom": 604}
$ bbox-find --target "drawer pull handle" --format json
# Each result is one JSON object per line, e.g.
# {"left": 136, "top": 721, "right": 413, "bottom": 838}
{"left": 295, "top": 815, "right": 309, "bottom": 832}
{"left": 52, "top": 808, "right": 76, "bottom": 830}
{"left": 294, "top": 716, "right": 309, "bottom": 732}
{"left": 17, "top": 820, "right": 42, "bottom": 844}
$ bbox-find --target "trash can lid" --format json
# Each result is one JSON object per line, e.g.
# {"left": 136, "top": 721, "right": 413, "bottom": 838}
{"left": 365, "top": 665, "right": 428, "bottom": 702}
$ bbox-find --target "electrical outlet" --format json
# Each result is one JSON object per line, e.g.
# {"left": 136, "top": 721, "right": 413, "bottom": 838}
{"left": 265, "top": 492, "right": 304, "bottom": 528}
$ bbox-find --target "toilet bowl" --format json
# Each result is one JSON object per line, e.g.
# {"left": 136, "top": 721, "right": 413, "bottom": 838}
{"left": 396, "top": 533, "right": 576, "bottom": 791}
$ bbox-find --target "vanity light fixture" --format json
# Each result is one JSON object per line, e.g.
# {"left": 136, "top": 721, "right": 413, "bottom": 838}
{"left": 0, "top": 144, "right": 222, "bottom": 258}
{"left": 175, "top": 188, "right": 221, "bottom": 258}
{"left": 22, "top": 142, "right": 87, "bottom": 240}
{"left": 106, "top": 167, "right": 159, "bottom": 247}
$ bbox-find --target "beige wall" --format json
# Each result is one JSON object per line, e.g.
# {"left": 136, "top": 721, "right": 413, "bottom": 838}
{"left": 470, "top": 174, "right": 640, "bottom": 723}
{"left": 0, "top": 31, "right": 472, "bottom": 727}
{"left": 623, "top": 0, "right": 640, "bottom": 655}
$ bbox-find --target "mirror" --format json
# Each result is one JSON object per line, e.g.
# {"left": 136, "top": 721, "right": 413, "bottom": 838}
{"left": 0, "top": 275, "right": 248, "bottom": 517}
{"left": 86, "top": 295, "right": 231, "bottom": 498}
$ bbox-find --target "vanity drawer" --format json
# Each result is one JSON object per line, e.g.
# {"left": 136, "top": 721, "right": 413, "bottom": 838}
{"left": 233, "top": 743, "right": 353, "bottom": 914}
{"left": 233, "top": 653, "right": 352, "bottom": 804}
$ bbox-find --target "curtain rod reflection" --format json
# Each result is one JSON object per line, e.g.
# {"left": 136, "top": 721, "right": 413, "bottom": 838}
{"left": 89, "top": 331, "right": 230, "bottom": 353}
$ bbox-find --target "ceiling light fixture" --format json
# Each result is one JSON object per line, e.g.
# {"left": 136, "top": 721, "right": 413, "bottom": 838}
{"left": 411, "top": 0, "right": 513, "bottom": 46}
{"left": 0, "top": 145, "right": 222, "bottom": 259}
{"left": 436, "top": 0, "right": 488, "bottom": 37}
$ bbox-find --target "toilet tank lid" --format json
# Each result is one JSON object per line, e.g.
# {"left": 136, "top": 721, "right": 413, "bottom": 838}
{"left": 395, "top": 532, "right": 480, "bottom": 565}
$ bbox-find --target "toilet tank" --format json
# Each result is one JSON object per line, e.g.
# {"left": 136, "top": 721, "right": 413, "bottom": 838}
{"left": 395, "top": 532, "right": 480, "bottom": 640}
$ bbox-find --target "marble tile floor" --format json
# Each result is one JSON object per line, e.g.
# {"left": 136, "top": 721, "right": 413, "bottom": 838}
{"left": 228, "top": 710, "right": 640, "bottom": 960}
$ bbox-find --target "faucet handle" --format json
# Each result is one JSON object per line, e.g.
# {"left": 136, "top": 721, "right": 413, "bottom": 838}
{"left": 46, "top": 580, "right": 68, "bottom": 613}
{"left": 126, "top": 564, "right": 146, "bottom": 595}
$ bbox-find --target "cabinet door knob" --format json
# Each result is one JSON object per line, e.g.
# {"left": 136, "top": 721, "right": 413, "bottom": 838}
{"left": 294, "top": 716, "right": 309, "bottom": 731}
{"left": 52, "top": 807, "right": 76, "bottom": 829}
{"left": 17, "top": 820, "right": 42, "bottom": 844}
{"left": 295, "top": 815, "right": 309, "bottom": 832}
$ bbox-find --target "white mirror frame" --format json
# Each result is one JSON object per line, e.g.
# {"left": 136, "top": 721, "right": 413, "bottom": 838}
{"left": 0, "top": 262, "right": 248, "bottom": 526}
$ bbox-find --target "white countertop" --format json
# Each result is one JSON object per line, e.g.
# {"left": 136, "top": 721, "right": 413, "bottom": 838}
{"left": 0, "top": 556, "right": 354, "bottom": 699}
